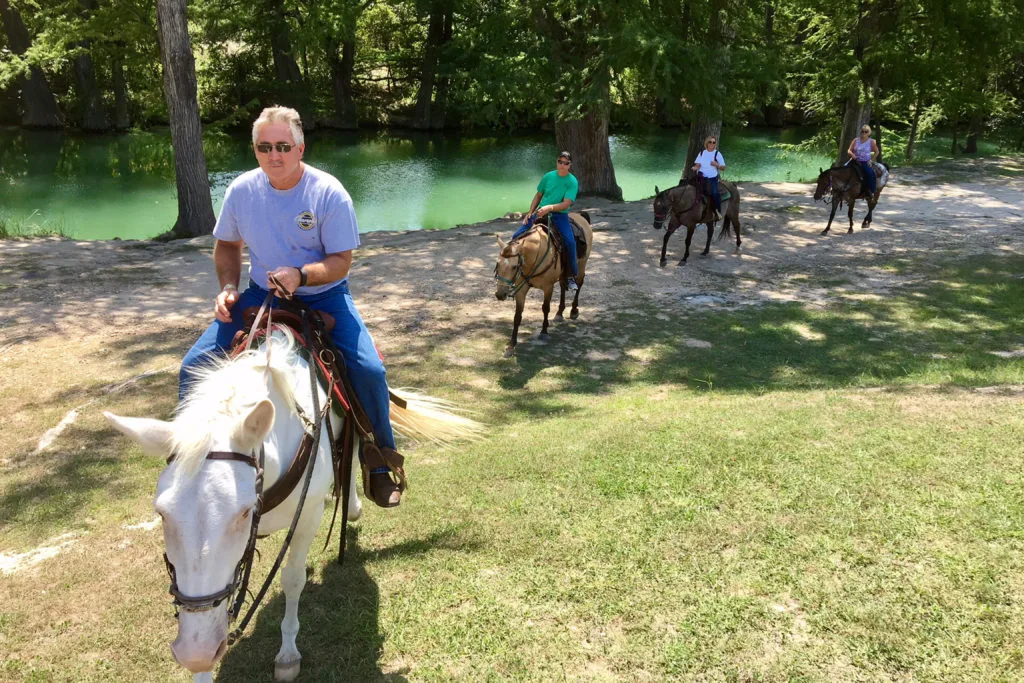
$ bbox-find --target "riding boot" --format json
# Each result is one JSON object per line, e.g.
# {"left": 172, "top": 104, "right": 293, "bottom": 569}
{"left": 360, "top": 442, "right": 407, "bottom": 508}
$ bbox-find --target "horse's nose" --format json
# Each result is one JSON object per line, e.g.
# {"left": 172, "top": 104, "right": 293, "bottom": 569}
{"left": 171, "top": 635, "right": 227, "bottom": 673}
{"left": 495, "top": 290, "right": 507, "bottom": 301}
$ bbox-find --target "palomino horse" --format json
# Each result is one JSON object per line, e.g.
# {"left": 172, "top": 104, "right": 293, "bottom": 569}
{"left": 106, "top": 327, "right": 479, "bottom": 682}
{"left": 652, "top": 180, "right": 742, "bottom": 266}
{"left": 812, "top": 162, "right": 887, "bottom": 235}
{"left": 494, "top": 212, "right": 594, "bottom": 358}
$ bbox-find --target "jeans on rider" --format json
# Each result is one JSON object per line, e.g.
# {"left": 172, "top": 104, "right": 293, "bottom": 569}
{"left": 859, "top": 161, "right": 877, "bottom": 196}
{"left": 178, "top": 282, "right": 397, "bottom": 450}
{"left": 706, "top": 176, "right": 722, "bottom": 214}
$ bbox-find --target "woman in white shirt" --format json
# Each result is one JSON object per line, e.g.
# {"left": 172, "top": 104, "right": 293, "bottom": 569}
{"left": 690, "top": 135, "right": 726, "bottom": 217}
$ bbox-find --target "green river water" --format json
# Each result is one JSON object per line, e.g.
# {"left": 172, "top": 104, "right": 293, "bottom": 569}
{"left": 0, "top": 127, "right": 832, "bottom": 240}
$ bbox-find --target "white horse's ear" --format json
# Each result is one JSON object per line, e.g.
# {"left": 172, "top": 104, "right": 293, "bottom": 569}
{"left": 496, "top": 235, "right": 507, "bottom": 249}
{"left": 105, "top": 412, "right": 176, "bottom": 457}
{"left": 238, "top": 399, "right": 275, "bottom": 451}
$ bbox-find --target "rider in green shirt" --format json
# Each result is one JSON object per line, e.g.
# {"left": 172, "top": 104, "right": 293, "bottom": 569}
{"left": 512, "top": 151, "right": 580, "bottom": 290}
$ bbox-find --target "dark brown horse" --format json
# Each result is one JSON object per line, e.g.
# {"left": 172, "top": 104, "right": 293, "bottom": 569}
{"left": 812, "top": 163, "right": 887, "bottom": 235}
{"left": 651, "top": 180, "right": 742, "bottom": 266}
{"left": 494, "top": 212, "right": 594, "bottom": 357}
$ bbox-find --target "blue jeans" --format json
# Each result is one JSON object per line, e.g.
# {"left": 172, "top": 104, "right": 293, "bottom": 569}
{"left": 859, "top": 161, "right": 877, "bottom": 195}
{"left": 511, "top": 213, "right": 578, "bottom": 278}
{"left": 706, "top": 176, "right": 721, "bottom": 212}
{"left": 179, "top": 282, "right": 396, "bottom": 450}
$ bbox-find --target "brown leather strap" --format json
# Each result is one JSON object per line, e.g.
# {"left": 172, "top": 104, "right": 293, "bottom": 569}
{"left": 260, "top": 433, "right": 316, "bottom": 514}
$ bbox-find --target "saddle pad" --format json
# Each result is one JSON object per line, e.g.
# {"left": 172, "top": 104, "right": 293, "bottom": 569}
{"left": 719, "top": 188, "right": 732, "bottom": 202}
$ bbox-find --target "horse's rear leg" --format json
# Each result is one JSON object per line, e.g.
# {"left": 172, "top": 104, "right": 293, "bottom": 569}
{"left": 570, "top": 273, "right": 584, "bottom": 319}
{"left": 863, "top": 197, "right": 877, "bottom": 227}
{"left": 847, "top": 201, "right": 855, "bottom": 233}
{"left": 730, "top": 213, "right": 742, "bottom": 250}
{"left": 504, "top": 296, "right": 525, "bottom": 358}
{"left": 274, "top": 501, "right": 324, "bottom": 682}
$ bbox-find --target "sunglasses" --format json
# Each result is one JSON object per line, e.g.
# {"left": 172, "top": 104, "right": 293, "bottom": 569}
{"left": 860, "top": 129, "right": 870, "bottom": 134}
{"left": 255, "top": 142, "right": 295, "bottom": 154}
{"left": 706, "top": 140, "right": 717, "bottom": 145}
{"left": 557, "top": 159, "right": 570, "bottom": 166}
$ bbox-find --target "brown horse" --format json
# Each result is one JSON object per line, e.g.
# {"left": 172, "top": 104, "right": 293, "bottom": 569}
{"left": 494, "top": 212, "right": 594, "bottom": 358}
{"left": 651, "top": 180, "right": 742, "bottom": 266}
{"left": 812, "top": 163, "right": 887, "bottom": 235}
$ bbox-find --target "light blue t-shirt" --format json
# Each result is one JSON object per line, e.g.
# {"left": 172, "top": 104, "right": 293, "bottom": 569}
{"left": 213, "top": 165, "right": 360, "bottom": 295}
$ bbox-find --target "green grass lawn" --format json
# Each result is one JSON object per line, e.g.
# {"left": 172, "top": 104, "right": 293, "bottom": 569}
{"left": 2, "top": 254, "right": 1023, "bottom": 681}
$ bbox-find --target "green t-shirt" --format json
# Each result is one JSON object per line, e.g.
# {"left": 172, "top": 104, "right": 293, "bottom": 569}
{"left": 537, "top": 171, "right": 579, "bottom": 213}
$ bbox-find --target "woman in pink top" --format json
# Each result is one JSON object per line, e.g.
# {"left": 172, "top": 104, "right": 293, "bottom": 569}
{"left": 847, "top": 124, "right": 879, "bottom": 196}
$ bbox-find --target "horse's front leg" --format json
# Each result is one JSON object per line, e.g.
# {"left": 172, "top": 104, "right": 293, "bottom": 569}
{"left": 555, "top": 280, "right": 567, "bottom": 322}
{"left": 570, "top": 273, "right": 583, "bottom": 320}
{"left": 700, "top": 221, "right": 713, "bottom": 257}
{"left": 539, "top": 285, "right": 554, "bottom": 340}
{"left": 274, "top": 500, "right": 325, "bottom": 682}
{"left": 822, "top": 200, "right": 839, "bottom": 235}
{"left": 847, "top": 200, "right": 855, "bottom": 233}
{"left": 678, "top": 224, "right": 695, "bottom": 265}
{"left": 863, "top": 196, "right": 877, "bottom": 227}
{"left": 504, "top": 289, "right": 527, "bottom": 358}
{"left": 659, "top": 225, "right": 676, "bottom": 267}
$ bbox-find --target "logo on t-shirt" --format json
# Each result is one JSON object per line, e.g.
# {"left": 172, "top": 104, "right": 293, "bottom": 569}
{"left": 295, "top": 211, "right": 316, "bottom": 231}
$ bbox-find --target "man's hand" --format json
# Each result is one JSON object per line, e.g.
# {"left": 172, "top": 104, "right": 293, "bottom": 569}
{"left": 267, "top": 266, "right": 302, "bottom": 298}
{"left": 214, "top": 287, "right": 240, "bottom": 322}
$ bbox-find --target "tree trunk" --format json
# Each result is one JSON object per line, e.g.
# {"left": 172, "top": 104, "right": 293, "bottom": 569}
{"left": 328, "top": 35, "right": 358, "bottom": 129}
{"left": 267, "top": 0, "right": 313, "bottom": 130}
{"left": 73, "top": 0, "right": 108, "bottom": 131}
{"left": 112, "top": 49, "right": 131, "bottom": 130}
{"left": 964, "top": 113, "right": 982, "bottom": 154}
{"left": 156, "top": 0, "right": 215, "bottom": 238}
{"left": 412, "top": 6, "right": 444, "bottom": 130}
{"left": 0, "top": 0, "right": 63, "bottom": 128}
{"left": 430, "top": 11, "right": 452, "bottom": 130}
{"left": 836, "top": 90, "right": 871, "bottom": 166}
{"left": 684, "top": 117, "right": 721, "bottom": 181}
{"left": 905, "top": 84, "right": 923, "bottom": 161}
{"left": 950, "top": 111, "right": 959, "bottom": 154}
{"left": 556, "top": 100, "right": 622, "bottom": 200}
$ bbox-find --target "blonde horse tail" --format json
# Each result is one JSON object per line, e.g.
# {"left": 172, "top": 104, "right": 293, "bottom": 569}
{"left": 388, "top": 388, "right": 486, "bottom": 446}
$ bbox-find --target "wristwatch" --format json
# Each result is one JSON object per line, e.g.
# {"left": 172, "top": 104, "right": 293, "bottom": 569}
{"left": 222, "top": 283, "right": 238, "bottom": 292}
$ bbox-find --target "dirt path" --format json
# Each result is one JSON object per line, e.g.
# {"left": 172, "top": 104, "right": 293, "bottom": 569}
{"left": 1, "top": 157, "right": 1022, "bottom": 461}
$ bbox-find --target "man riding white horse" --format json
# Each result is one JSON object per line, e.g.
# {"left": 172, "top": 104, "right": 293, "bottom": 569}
{"left": 178, "top": 105, "right": 404, "bottom": 508}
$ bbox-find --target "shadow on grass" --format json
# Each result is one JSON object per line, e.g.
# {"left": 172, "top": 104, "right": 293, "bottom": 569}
{"left": 413, "top": 254, "right": 1024, "bottom": 409}
{"left": 217, "top": 524, "right": 480, "bottom": 682}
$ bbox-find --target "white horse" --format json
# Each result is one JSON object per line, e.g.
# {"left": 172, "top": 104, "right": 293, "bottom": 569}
{"left": 106, "top": 327, "right": 479, "bottom": 682}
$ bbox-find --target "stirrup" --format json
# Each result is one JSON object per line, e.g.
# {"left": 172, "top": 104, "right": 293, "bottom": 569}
{"left": 360, "top": 443, "right": 407, "bottom": 508}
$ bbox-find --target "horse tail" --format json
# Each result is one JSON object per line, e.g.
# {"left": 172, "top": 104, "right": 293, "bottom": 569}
{"left": 388, "top": 389, "right": 485, "bottom": 446}
{"left": 578, "top": 210, "right": 591, "bottom": 224}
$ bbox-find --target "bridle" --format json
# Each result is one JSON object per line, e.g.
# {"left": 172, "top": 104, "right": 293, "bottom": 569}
{"left": 163, "top": 450, "right": 264, "bottom": 619}
{"left": 494, "top": 225, "right": 555, "bottom": 297}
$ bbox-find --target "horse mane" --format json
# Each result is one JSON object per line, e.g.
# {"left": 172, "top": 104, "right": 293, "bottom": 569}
{"left": 171, "top": 328, "right": 301, "bottom": 478}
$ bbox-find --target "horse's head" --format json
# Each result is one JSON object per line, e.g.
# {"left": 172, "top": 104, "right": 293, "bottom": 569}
{"left": 653, "top": 185, "right": 669, "bottom": 230}
{"left": 105, "top": 353, "right": 280, "bottom": 674}
{"left": 813, "top": 167, "right": 832, "bottom": 201}
{"left": 494, "top": 234, "right": 523, "bottom": 301}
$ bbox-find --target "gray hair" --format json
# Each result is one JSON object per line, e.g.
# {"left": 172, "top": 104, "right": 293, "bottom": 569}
{"left": 252, "top": 106, "right": 304, "bottom": 146}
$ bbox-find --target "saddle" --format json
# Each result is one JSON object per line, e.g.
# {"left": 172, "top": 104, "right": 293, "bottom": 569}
{"left": 233, "top": 300, "right": 407, "bottom": 510}
{"left": 534, "top": 214, "right": 589, "bottom": 262}
{"left": 687, "top": 174, "right": 731, "bottom": 221}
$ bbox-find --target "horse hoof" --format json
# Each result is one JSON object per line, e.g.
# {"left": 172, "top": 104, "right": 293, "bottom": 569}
{"left": 554, "top": 314, "right": 564, "bottom": 323}
{"left": 677, "top": 259, "right": 687, "bottom": 266}
{"left": 503, "top": 346, "right": 516, "bottom": 359}
{"left": 820, "top": 230, "right": 829, "bottom": 236}
{"left": 570, "top": 310, "right": 579, "bottom": 320}
{"left": 275, "top": 658, "right": 301, "bottom": 682}
{"left": 539, "top": 332, "right": 550, "bottom": 341}
{"left": 659, "top": 259, "right": 667, "bottom": 268}
{"left": 699, "top": 253, "right": 709, "bottom": 259}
